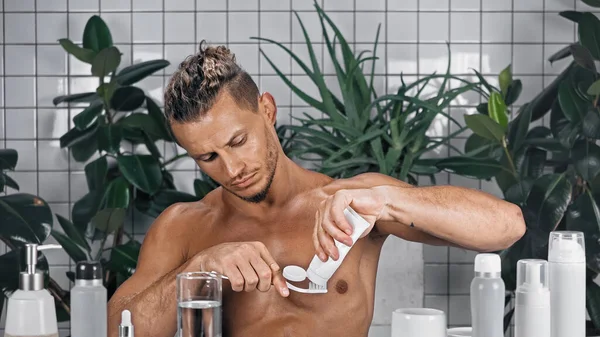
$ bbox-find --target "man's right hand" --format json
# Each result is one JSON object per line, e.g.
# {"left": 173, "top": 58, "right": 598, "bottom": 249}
{"left": 196, "top": 241, "right": 290, "bottom": 297}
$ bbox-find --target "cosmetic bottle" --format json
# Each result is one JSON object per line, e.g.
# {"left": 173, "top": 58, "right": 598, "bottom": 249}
{"left": 514, "top": 259, "right": 550, "bottom": 337}
{"left": 4, "top": 244, "right": 62, "bottom": 337}
{"left": 470, "top": 253, "right": 505, "bottom": 337}
{"left": 548, "top": 231, "right": 586, "bottom": 337}
{"left": 70, "top": 260, "right": 107, "bottom": 337}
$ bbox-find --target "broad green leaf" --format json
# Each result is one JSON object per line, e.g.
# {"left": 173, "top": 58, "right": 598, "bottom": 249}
{"left": 97, "top": 81, "right": 118, "bottom": 103}
{"left": 558, "top": 79, "right": 588, "bottom": 123}
{"left": 82, "top": 15, "right": 113, "bottom": 52}
{"left": 55, "top": 214, "right": 90, "bottom": 252}
{"left": 524, "top": 173, "right": 572, "bottom": 233}
{"left": 118, "top": 112, "right": 169, "bottom": 142}
{"left": 435, "top": 156, "right": 504, "bottom": 179}
{"left": 145, "top": 97, "right": 172, "bottom": 141}
{"left": 97, "top": 123, "right": 123, "bottom": 154}
{"left": 73, "top": 100, "right": 103, "bottom": 130}
{"left": 50, "top": 229, "right": 87, "bottom": 263}
{"left": 587, "top": 280, "right": 600, "bottom": 329}
{"left": 142, "top": 130, "right": 162, "bottom": 159}
{"left": 583, "top": 108, "right": 600, "bottom": 139}
{"left": 565, "top": 191, "right": 600, "bottom": 272}
{"left": 472, "top": 69, "right": 496, "bottom": 94}
{"left": 509, "top": 104, "right": 533, "bottom": 152}
{"left": 107, "top": 240, "right": 141, "bottom": 276}
{"left": 518, "top": 147, "right": 546, "bottom": 179}
{"left": 4, "top": 174, "right": 19, "bottom": 190}
{"left": 573, "top": 140, "right": 600, "bottom": 181}
{"left": 531, "top": 62, "right": 575, "bottom": 121}
{"left": 521, "top": 138, "right": 567, "bottom": 153}
{"left": 92, "top": 208, "right": 126, "bottom": 234}
{"left": 91, "top": 46, "right": 121, "bottom": 77}
{"left": 499, "top": 64, "right": 512, "bottom": 96}
{"left": 72, "top": 191, "right": 102, "bottom": 233}
{"left": 71, "top": 127, "right": 99, "bottom": 162}
{"left": 53, "top": 92, "right": 99, "bottom": 106}
{"left": 102, "top": 176, "right": 130, "bottom": 209}
{"left": 117, "top": 154, "right": 163, "bottom": 195}
{"left": 464, "top": 133, "right": 498, "bottom": 158}
{"left": 559, "top": 11, "right": 583, "bottom": 23}
{"left": 84, "top": 156, "right": 107, "bottom": 191}
{"left": 464, "top": 114, "right": 506, "bottom": 142}
{"left": 194, "top": 179, "right": 218, "bottom": 198}
{"left": 0, "top": 194, "right": 53, "bottom": 246}
{"left": 579, "top": 13, "right": 600, "bottom": 60}
{"left": 488, "top": 92, "right": 508, "bottom": 129}
{"left": 588, "top": 79, "right": 600, "bottom": 95}
{"left": 60, "top": 123, "right": 97, "bottom": 148}
{"left": 551, "top": 99, "right": 581, "bottom": 149}
{"left": 0, "top": 149, "right": 18, "bottom": 170}
{"left": 504, "top": 79, "right": 523, "bottom": 106}
{"left": 110, "top": 86, "right": 145, "bottom": 111}
{"left": 58, "top": 38, "right": 95, "bottom": 64}
{"left": 116, "top": 59, "right": 170, "bottom": 85}
{"left": 548, "top": 45, "right": 572, "bottom": 63}
{"left": 505, "top": 178, "right": 534, "bottom": 205}
{"left": 410, "top": 159, "right": 441, "bottom": 175}
{"left": 570, "top": 43, "right": 597, "bottom": 72}
{"left": 583, "top": 0, "right": 600, "bottom": 7}
{"left": 476, "top": 102, "right": 488, "bottom": 114}
{"left": 144, "top": 190, "right": 201, "bottom": 218}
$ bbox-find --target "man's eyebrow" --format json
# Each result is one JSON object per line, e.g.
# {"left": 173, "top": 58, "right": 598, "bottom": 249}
{"left": 192, "top": 129, "right": 246, "bottom": 159}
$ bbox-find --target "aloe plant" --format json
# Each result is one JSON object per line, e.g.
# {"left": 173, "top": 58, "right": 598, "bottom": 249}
{"left": 252, "top": 2, "right": 486, "bottom": 184}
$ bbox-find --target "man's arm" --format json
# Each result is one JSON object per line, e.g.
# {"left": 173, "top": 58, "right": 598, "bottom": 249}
{"left": 107, "top": 203, "right": 204, "bottom": 337}
{"left": 316, "top": 172, "right": 526, "bottom": 258}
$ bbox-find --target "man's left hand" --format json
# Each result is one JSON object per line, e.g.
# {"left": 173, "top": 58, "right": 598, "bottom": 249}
{"left": 313, "top": 186, "right": 388, "bottom": 262}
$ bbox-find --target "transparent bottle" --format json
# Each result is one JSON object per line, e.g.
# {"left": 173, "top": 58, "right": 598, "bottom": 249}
{"left": 515, "top": 259, "right": 550, "bottom": 337}
{"left": 470, "top": 253, "right": 505, "bottom": 337}
{"left": 548, "top": 231, "right": 586, "bottom": 337}
{"left": 70, "top": 261, "right": 107, "bottom": 337}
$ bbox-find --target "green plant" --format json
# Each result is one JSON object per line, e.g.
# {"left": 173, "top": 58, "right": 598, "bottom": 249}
{"left": 441, "top": 5, "right": 600, "bottom": 335}
{"left": 252, "top": 2, "right": 486, "bottom": 183}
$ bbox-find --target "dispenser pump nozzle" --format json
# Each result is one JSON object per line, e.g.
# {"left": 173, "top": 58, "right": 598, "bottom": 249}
{"left": 20, "top": 243, "right": 62, "bottom": 291}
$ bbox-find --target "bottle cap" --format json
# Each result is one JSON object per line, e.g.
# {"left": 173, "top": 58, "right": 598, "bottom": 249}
{"left": 548, "top": 231, "right": 585, "bottom": 263}
{"left": 516, "top": 259, "right": 548, "bottom": 291}
{"left": 75, "top": 260, "right": 103, "bottom": 280}
{"left": 474, "top": 253, "right": 501, "bottom": 273}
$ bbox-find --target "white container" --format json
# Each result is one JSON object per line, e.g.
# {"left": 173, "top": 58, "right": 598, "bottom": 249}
{"left": 283, "top": 207, "right": 371, "bottom": 294}
{"left": 514, "top": 259, "right": 550, "bottom": 337}
{"left": 548, "top": 231, "right": 586, "bottom": 337}
{"left": 447, "top": 327, "right": 471, "bottom": 337}
{"left": 391, "top": 308, "right": 446, "bottom": 337}
{"left": 470, "top": 253, "right": 505, "bottom": 337}
{"left": 4, "top": 244, "right": 61, "bottom": 337}
{"left": 70, "top": 261, "right": 107, "bottom": 337}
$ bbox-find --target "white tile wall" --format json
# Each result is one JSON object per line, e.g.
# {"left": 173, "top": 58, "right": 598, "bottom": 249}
{"left": 0, "top": 0, "right": 584, "bottom": 336}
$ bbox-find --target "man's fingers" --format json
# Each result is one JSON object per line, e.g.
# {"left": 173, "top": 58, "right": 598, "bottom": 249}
{"left": 236, "top": 258, "right": 259, "bottom": 292}
{"left": 250, "top": 256, "right": 272, "bottom": 292}
{"left": 258, "top": 245, "right": 289, "bottom": 297}
{"left": 332, "top": 190, "right": 354, "bottom": 235}
{"left": 318, "top": 224, "right": 338, "bottom": 260}
{"left": 313, "top": 209, "right": 328, "bottom": 261}
{"left": 223, "top": 265, "right": 245, "bottom": 292}
{"left": 271, "top": 269, "right": 290, "bottom": 297}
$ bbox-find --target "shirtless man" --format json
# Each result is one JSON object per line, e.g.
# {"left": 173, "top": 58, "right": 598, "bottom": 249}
{"left": 106, "top": 42, "right": 526, "bottom": 337}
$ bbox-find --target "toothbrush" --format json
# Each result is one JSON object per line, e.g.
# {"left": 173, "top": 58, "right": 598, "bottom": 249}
{"left": 282, "top": 206, "right": 372, "bottom": 294}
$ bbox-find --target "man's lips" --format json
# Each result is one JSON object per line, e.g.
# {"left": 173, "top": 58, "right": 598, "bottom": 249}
{"left": 231, "top": 172, "right": 257, "bottom": 187}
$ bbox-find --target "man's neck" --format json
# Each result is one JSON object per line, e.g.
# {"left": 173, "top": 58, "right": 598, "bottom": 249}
{"left": 221, "top": 155, "right": 311, "bottom": 218}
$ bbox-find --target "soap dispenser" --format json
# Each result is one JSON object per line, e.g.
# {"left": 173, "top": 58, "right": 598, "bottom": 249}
{"left": 4, "top": 243, "right": 62, "bottom": 337}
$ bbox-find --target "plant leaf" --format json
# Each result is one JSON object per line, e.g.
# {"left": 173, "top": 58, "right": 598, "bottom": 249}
{"left": 570, "top": 43, "right": 597, "bottom": 72}
{"left": 107, "top": 240, "right": 141, "bottom": 276}
{"left": 4, "top": 174, "right": 19, "bottom": 191}
{"left": 573, "top": 140, "right": 600, "bottom": 181}
{"left": 102, "top": 176, "right": 130, "bottom": 209}
{"left": 587, "top": 280, "right": 600, "bottom": 330}
{"left": 72, "top": 191, "right": 102, "bottom": 234}
{"left": 488, "top": 92, "right": 509, "bottom": 129}
{"left": 71, "top": 126, "right": 99, "bottom": 162}
{"left": 117, "top": 112, "right": 170, "bottom": 142}
{"left": 116, "top": 59, "right": 170, "bottom": 85}
{"left": 73, "top": 100, "right": 104, "bottom": 130}
{"left": 464, "top": 114, "right": 506, "bottom": 142}
{"left": 524, "top": 173, "right": 572, "bottom": 233}
{"left": 144, "top": 190, "right": 200, "bottom": 218}
{"left": 499, "top": 64, "right": 512, "bottom": 96}
{"left": 436, "top": 156, "right": 505, "bottom": 179}
{"left": 53, "top": 92, "right": 99, "bottom": 106}
{"left": 558, "top": 78, "right": 588, "bottom": 123}
{"left": 84, "top": 156, "right": 107, "bottom": 191}
{"left": 55, "top": 214, "right": 90, "bottom": 252}
{"left": 583, "top": 0, "right": 600, "bottom": 7}
{"left": 551, "top": 99, "right": 581, "bottom": 149}
{"left": 117, "top": 154, "right": 163, "bottom": 195}
{"left": 0, "top": 194, "right": 53, "bottom": 246}
{"left": 589, "top": 79, "right": 600, "bottom": 96}
{"left": 110, "top": 86, "right": 145, "bottom": 111}
{"left": 579, "top": 13, "right": 600, "bottom": 60}
{"left": 58, "top": 38, "right": 95, "bottom": 64}
{"left": 505, "top": 178, "right": 535, "bottom": 205}
{"left": 509, "top": 104, "right": 533, "bottom": 152}
{"left": 82, "top": 15, "right": 113, "bottom": 52}
{"left": 91, "top": 46, "right": 121, "bottom": 77}
{"left": 50, "top": 229, "right": 87, "bottom": 263}
{"left": 145, "top": 97, "right": 172, "bottom": 141}
{"left": 583, "top": 108, "right": 600, "bottom": 139}
{"left": 0, "top": 149, "right": 18, "bottom": 170}
{"left": 531, "top": 62, "right": 575, "bottom": 121}
{"left": 548, "top": 45, "right": 573, "bottom": 63}
{"left": 92, "top": 208, "right": 126, "bottom": 234}
{"left": 559, "top": 11, "right": 583, "bottom": 23}
{"left": 504, "top": 79, "right": 523, "bottom": 106}
{"left": 97, "top": 123, "right": 123, "bottom": 154}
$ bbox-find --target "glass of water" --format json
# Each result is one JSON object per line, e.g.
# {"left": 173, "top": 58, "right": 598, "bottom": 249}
{"left": 177, "top": 271, "right": 223, "bottom": 337}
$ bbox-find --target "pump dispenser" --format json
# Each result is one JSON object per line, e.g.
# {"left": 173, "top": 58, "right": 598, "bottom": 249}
{"left": 4, "top": 243, "right": 62, "bottom": 337}
{"left": 514, "top": 259, "right": 550, "bottom": 337}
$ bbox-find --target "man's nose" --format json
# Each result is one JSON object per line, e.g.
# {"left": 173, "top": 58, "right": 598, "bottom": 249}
{"left": 222, "top": 154, "right": 244, "bottom": 179}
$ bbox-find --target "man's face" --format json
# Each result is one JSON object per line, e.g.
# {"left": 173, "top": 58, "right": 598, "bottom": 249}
{"left": 170, "top": 92, "right": 279, "bottom": 203}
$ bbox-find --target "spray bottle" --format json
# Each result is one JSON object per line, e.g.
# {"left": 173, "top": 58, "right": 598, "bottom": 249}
{"left": 470, "top": 253, "right": 505, "bottom": 337}
{"left": 548, "top": 231, "right": 586, "bottom": 337}
{"left": 514, "top": 259, "right": 550, "bottom": 337}
{"left": 4, "top": 243, "right": 62, "bottom": 337}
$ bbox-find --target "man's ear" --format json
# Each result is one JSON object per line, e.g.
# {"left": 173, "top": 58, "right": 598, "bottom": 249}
{"left": 259, "top": 92, "right": 277, "bottom": 125}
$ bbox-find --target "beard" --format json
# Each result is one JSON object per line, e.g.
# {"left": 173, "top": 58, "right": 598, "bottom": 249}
{"left": 224, "top": 132, "right": 279, "bottom": 203}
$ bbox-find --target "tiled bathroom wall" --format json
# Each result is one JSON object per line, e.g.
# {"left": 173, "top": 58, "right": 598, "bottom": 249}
{"left": 0, "top": 0, "right": 589, "bottom": 336}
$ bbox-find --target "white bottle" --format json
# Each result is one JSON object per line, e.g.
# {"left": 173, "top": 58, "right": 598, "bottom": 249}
{"left": 70, "top": 260, "right": 107, "bottom": 337}
{"left": 470, "top": 253, "right": 505, "bottom": 337}
{"left": 548, "top": 231, "right": 586, "bottom": 337}
{"left": 4, "top": 244, "right": 62, "bottom": 337}
{"left": 514, "top": 259, "right": 550, "bottom": 337}
{"left": 282, "top": 206, "right": 372, "bottom": 294}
